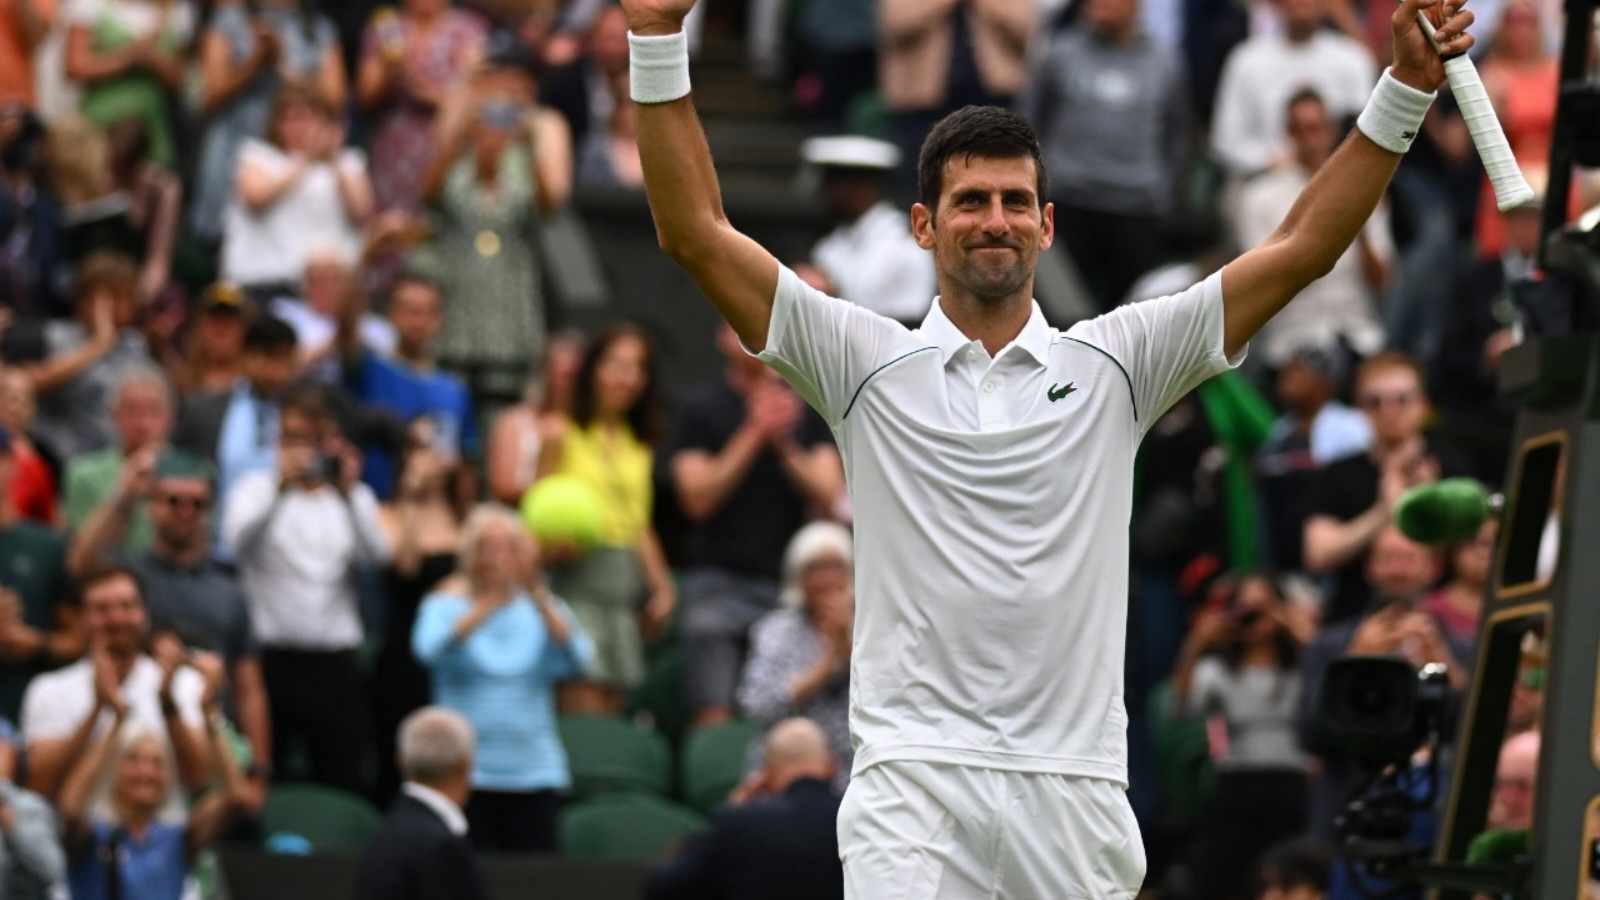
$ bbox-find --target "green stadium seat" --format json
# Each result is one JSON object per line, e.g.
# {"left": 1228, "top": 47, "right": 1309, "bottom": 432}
{"left": 558, "top": 793, "right": 707, "bottom": 862}
{"left": 626, "top": 644, "right": 692, "bottom": 750}
{"left": 559, "top": 715, "right": 673, "bottom": 798}
{"left": 260, "top": 783, "right": 383, "bottom": 853}
{"left": 681, "top": 719, "right": 762, "bottom": 813}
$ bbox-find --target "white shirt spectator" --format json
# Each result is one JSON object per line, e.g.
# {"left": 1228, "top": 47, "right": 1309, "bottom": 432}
{"left": 813, "top": 202, "right": 937, "bottom": 324}
{"left": 66, "top": 0, "right": 196, "bottom": 43}
{"left": 221, "top": 470, "right": 390, "bottom": 649}
{"left": 270, "top": 296, "right": 397, "bottom": 381}
{"left": 220, "top": 140, "right": 368, "bottom": 288}
{"left": 1234, "top": 163, "right": 1392, "bottom": 365}
{"left": 21, "top": 657, "right": 204, "bottom": 823}
{"left": 1210, "top": 31, "right": 1376, "bottom": 175}
{"left": 1182, "top": 656, "right": 1309, "bottom": 771}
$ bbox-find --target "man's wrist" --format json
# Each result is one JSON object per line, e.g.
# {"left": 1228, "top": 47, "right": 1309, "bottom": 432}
{"left": 1389, "top": 66, "right": 1433, "bottom": 94}
{"left": 626, "top": 17, "right": 683, "bottom": 37}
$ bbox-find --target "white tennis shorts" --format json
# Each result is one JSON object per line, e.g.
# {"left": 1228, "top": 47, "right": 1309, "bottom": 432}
{"left": 838, "top": 760, "right": 1146, "bottom": 900}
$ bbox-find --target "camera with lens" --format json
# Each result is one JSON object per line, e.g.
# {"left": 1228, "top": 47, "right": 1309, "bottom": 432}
{"left": 314, "top": 452, "right": 343, "bottom": 485}
{"left": 1317, "top": 657, "right": 1455, "bottom": 768}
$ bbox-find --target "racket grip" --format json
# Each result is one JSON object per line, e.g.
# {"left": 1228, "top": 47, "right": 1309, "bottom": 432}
{"left": 1443, "top": 56, "right": 1536, "bottom": 211}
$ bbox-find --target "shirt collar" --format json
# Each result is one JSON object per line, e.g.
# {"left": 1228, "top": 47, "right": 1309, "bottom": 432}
{"left": 918, "top": 297, "right": 1053, "bottom": 368}
{"left": 402, "top": 782, "right": 469, "bottom": 836}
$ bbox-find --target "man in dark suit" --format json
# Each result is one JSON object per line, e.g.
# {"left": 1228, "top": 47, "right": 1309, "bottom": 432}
{"left": 355, "top": 707, "right": 489, "bottom": 900}
{"left": 647, "top": 718, "right": 844, "bottom": 900}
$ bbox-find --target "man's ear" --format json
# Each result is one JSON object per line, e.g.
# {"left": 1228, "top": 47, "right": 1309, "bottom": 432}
{"left": 910, "top": 202, "right": 937, "bottom": 251}
{"left": 1040, "top": 200, "right": 1055, "bottom": 252}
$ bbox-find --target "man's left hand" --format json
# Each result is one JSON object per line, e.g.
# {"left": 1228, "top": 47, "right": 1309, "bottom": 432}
{"left": 1391, "top": 0, "right": 1476, "bottom": 93}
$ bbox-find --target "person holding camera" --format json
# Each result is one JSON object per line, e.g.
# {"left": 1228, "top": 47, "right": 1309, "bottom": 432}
{"left": 221, "top": 384, "right": 389, "bottom": 796}
{"left": 1171, "top": 571, "right": 1312, "bottom": 900}
{"left": 413, "top": 49, "right": 571, "bottom": 402}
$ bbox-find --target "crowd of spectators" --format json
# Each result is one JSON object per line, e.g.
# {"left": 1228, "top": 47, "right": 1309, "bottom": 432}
{"left": 0, "top": 0, "right": 1580, "bottom": 898}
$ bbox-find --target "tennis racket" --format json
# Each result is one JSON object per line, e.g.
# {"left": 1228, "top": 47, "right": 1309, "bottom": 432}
{"left": 1410, "top": 5, "right": 1537, "bottom": 210}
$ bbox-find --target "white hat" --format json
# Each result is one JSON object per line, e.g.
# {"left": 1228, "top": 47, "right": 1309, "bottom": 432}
{"left": 800, "top": 135, "right": 901, "bottom": 172}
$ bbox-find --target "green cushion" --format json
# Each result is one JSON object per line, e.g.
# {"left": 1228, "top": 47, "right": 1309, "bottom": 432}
{"left": 558, "top": 793, "right": 707, "bottom": 862}
{"left": 681, "top": 719, "right": 762, "bottom": 813}
{"left": 260, "top": 783, "right": 383, "bottom": 853}
{"left": 626, "top": 644, "right": 691, "bottom": 749}
{"left": 559, "top": 715, "right": 673, "bottom": 798}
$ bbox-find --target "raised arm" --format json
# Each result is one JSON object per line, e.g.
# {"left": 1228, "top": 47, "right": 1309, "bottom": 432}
{"left": 623, "top": 0, "right": 781, "bottom": 351}
{"left": 1219, "top": 0, "right": 1473, "bottom": 359}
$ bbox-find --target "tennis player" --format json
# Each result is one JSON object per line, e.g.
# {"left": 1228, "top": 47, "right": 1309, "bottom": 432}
{"left": 621, "top": 0, "right": 1474, "bottom": 896}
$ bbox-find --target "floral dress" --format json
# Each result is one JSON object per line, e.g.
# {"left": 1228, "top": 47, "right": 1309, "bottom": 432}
{"left": 358, "top": 6, "right": 485, "bottom": 212}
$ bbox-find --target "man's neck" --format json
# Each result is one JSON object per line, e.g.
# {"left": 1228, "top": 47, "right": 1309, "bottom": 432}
{"left": 397, "top": 344, "right": 434, "bottom": 371}
{"left": 110, "top": 650, "right": 138, "bottom": 682}
{"left": 154, "top": 540, "right": 207, "bottom": 570}
{"left": 1092, "top": 21, "right": 1138, "bottom": 46}
{"left": 1285, "top": 22, "right": 1318, "bottom": 44}
{"left": 937, "top": 282, "right": 1035, "bottom": 357}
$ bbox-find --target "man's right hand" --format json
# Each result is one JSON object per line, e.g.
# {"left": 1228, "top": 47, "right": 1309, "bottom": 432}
{"left": 619, "top": 0, "right": 697, "bottom": 35}
{"left": 118, "top": 444, "right": 160, "bottom": 506}
{"left": 91, "top": 643, "right": 125, "bottom": 717}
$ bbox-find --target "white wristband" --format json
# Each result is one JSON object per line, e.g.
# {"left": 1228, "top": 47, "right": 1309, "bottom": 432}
{"left": 629, "top": 30, "right": 691, "bottom": 105}
{"left": 1356, "top": 68, "right": 1437, "bottom": 155}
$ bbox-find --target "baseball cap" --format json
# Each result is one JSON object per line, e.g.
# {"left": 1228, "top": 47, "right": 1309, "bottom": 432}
{"left": 200, "top": 282, "right": 246, "bottom": 316}
{"left": 154, "top": 449, "right": 213, "bottom": 483}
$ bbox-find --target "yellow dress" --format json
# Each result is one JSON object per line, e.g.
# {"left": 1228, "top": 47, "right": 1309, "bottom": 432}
{"left": 546, "top": 418, "right": 653, "bottom": 688}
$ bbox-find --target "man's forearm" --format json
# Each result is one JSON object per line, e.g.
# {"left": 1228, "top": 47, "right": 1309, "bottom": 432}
{"left": 1304, "top": 504, "right": 1390, "bottom": 573}
{"left": 775, "top": 443, "right": 843, "bottom": 515}
{"left": 28, "top": 702, "right": 105, "bottom": 799}
{"left": 674, "top": 427, "right": 765, "bottom": 521}
{"left": 234, "top": 659, "right": 272, "bottom": 769}
{"left": 67, "top": 495, "right": 136, "bottom": 576}
{"left": 163, "top": 710, "right": 211, "bottom": 793}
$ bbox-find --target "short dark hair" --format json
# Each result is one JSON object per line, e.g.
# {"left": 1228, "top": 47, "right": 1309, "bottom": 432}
{"left": 75, "top": 564, "right": 145, "bottom": 607}
{"left": 918, "top": 106, "right": 1049, "bottom": 211}
{"left": 1285, "top": 87, "right": 1328, "bottom": 117}
{"left": 280, "top": 382, "right": 334, "bottom": 427}
{"left": 389, "top": 271, "right": 443, "bottom": 307}
{"left": 244, "top": 315, "right": 298, "bottom": 355}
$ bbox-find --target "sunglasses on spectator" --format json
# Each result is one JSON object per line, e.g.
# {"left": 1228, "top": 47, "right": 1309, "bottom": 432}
{"left": 159, "top": 494, "right": 211, "bottom": 511}
{"left": 1359, "top": 392, "right": 1418, "bottom": 410}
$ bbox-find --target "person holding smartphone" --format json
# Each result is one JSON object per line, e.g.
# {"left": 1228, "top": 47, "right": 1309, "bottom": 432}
{"left": 220, "top": 383, "right": 389, "bottom": 796}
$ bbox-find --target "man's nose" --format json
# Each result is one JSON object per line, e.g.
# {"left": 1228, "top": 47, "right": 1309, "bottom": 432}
{"left": 981, "top": 199, "right": 1010, "bottom": 234}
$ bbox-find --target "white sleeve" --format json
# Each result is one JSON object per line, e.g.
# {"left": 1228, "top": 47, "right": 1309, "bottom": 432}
{"left": 1209, "top": 52, "right": 1274, "bottom": 174}
{"left": 171, "top": 668, "right": 206, "bottom": 730}
{"left": 65, "top": 0, "right": 100, "bottom": 26}
{"left": 220, "top": 472, "right": 275, "bottom": 558}
{"left": 1067, "top": 271, "right": 1244, "bottom": 433}
{"left": 752, "top": 264, "right": 908, "bottom": 426}
{"left": 347, "top": 485, "right": 392, "bottom": 565}
{"left": 1183, "top": 657, "right": 1229, "bottom": 717}
{"left": 20, "top": 677, "right": 78, "bottom": 741}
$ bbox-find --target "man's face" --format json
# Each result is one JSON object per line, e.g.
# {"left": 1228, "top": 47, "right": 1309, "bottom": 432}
{"left": 390, "top": 281, "right": 443, "bottom": 353}
{"left": 1367, "top": 528, "right": 1439, "bottom": 602}
{"left": 148, "top": 475, "right": 211, "bottom": 552}
{"left": 1287, "top": 99, "right": 1335, "bottom": 170}
{"left": 278, "top": 409, "right": 324, "bottom": 471}
{"left": 1084, "top": 0, "right": 1139, "bottom": 33}
{"left": 1356, "top": 367, "right": 1429, "bottom": 447}
{"left": 1276, "top": 358, "right": 1329, "bottom": 413}
{"left": 244, "top": 348, "right": 298, "bottom": 398}
{"left": 84, "top": 573, "right": 147, "bottom": 654}
{"left": 591, "top": 6, "right": 630, "bottom": 76}
{"left": 113, "top": 383, "right": 171, "bottom": 454}
{"left": 912, "top": 155, "right": 1054, "bottom": 305}
{"left": 1489, "top": 734, "right": 1540, "bottom": 829}
{"left": 196, "top": 311, "right": 245, "bottom": 359}
{"left": 302, "top": 258, "right": 352, "bottom": 317}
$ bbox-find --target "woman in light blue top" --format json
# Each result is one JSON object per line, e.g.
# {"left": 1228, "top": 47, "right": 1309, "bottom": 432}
{"left": 412, "top": 504, "right": 593, "bottom": 854}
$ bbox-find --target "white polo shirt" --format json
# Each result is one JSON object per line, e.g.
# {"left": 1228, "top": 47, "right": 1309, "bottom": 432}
{"left": 756, "top": 264, "right": 1244, "bottom": 785}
